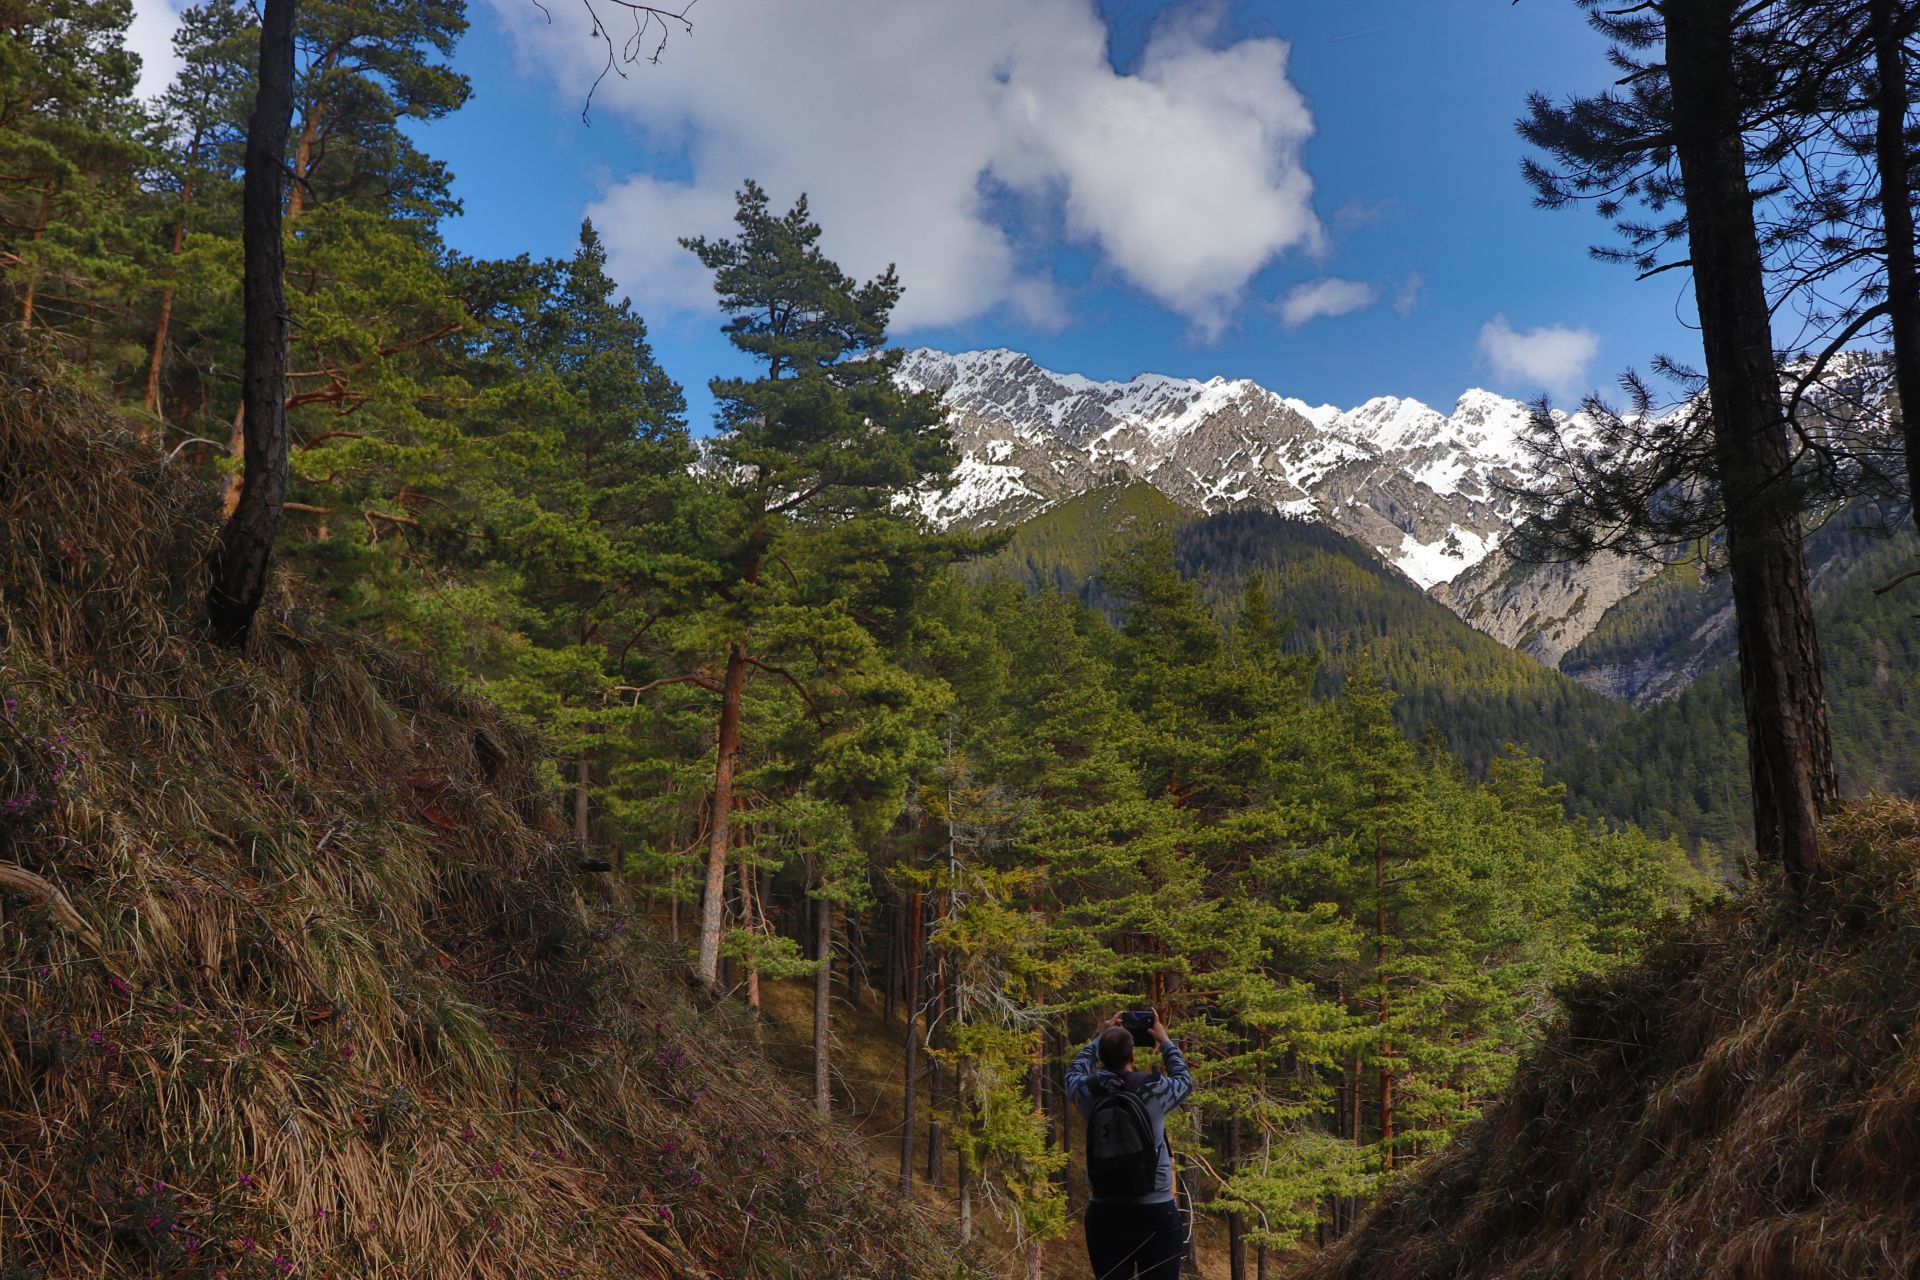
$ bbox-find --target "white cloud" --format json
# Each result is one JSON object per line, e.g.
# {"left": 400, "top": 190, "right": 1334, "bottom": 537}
{"left": 1393, "top": 270, "right": 1422, "bottom": 317}
{"left": 496, "top": 0, "right": 1323, "bottom": 335}
{"left": 1278, "top": 277, "right": 1375, "bottom": 327}
{"left": 126, "top": 0, "right": 186, "bottom": 101}
{"left": 1476, "top": 314, "right": 1600, "bottom": 398}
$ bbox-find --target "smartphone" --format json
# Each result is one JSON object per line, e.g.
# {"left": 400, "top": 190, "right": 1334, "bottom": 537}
{"left": 1120, "top": 1008, "right": 1156, "bottom": 1047}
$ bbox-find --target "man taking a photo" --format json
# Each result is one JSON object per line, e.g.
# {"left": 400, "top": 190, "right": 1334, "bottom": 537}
{"left": 1064, "top": 1009, "right": 1193, "bottom": 1279}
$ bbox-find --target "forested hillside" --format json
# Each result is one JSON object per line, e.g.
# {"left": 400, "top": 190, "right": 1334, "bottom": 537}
{"left": 1560, "top": 530, "right": 1920, "bottom": 851}
{"left": 12, "top": 0, "right": 1920, "bottom": 1276}
{"left": 1558, "top": 516, "right": 1912, "bottom": 705}
{"left": 0, "top": 6, "right": 1720, "bottom": 1274}
{"left": 972, "top": 487, "right": 1625, "bottom": 772}
{"left": 1299, "top": 800, "right": 1920, "bottom": 1280}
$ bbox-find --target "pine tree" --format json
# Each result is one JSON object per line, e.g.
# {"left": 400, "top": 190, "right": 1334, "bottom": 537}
{"left": 144, "top": 1, "right": 251, "bottom": 421}
{"left": 281, "top": 0, "right": 469, "bottom": 221}
{"left": 673, "top": 180, "right": 954, "bottom": 992}
{"left": 1518, "top": 0, "right": 1839, "bottom": 887}
{"left": 0, "top": 0, "right": 153, "bottom": 341}
{"left": 437, "top": 220, "right": 693, "bottom": 862}
{"left": 207, "top": 0, "right": 295, "bottom": 644}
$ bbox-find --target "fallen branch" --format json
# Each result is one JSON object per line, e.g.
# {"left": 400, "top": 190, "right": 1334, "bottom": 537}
{"left": 0, "top": 861, "right": 119, "bottom": 975}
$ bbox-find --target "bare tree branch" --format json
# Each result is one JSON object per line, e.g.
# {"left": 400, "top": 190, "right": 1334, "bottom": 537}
{"left": 529, "top": 0, "right": 699, "bottom": 123}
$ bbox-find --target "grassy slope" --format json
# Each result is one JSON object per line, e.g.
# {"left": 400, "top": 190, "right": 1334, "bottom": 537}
{"left": 968, "top": 486, "right": 1625, "bottom": 772}
{"left": 1298, "top": 799, "right": 1920, "bottom": 1280}
{"left": 0, "top": 342, "right": 970, "bottom": 1280}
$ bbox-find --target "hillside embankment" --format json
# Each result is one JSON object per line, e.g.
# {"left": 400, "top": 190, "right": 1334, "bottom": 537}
{"left": 0, "top": 339, "right": 972, "bottom": 1279}
{"left": 1300, "top": 799, "right": 1920, "bottom": 1280}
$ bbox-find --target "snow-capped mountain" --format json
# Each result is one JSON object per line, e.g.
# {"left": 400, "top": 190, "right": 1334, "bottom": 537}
{"left": 899, "top": 346, "right": 1898, "bottom": 697}
{"left": 900, "top": 346, "right": 1592, "bottom": 595}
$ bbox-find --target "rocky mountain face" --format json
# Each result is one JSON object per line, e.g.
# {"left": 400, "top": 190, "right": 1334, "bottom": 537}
{"left": 900, "top": 347, "right": 1899, "bottom": 704}
{"left": 900, "top": 347, "right": 1644, "bottom": 672}
{"left": 1430, "top": 548, "right": 1661, "bottom": 671}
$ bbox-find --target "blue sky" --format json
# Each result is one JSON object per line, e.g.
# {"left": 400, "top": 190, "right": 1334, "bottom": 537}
{"left": 132, "top": 0, "right": 1707, "bottom": 432}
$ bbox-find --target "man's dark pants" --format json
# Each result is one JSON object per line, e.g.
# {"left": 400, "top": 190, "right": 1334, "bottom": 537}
{"left": 1084, "top": 1199, "right": 1183, "bottom": 1279}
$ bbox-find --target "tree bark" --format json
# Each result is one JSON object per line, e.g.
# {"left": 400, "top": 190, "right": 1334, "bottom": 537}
{"left": 883, "top": 891, "right": 899, "bottom": 1025}
{"left": 1227, "top": 1113, "right": 1247, "bottom": 1280}
{"left": 813, "top": 887, "right": 833, "bottom": 1119}
{"left": 899, "top": 891, "right": 922, "bottom": 1193}
{"left": 740, "top": 830, "right": 761, "bottom": 1010}
{"left": 845, "top": 907, "right": 865, "bottom": 1006}
{"left": 695, "top": 639, "right": 748, "bottom": 988}
{"left": 1377, "top": 827, "right": 1394, "bottom": 1173}
{"left": 1666, "top": 0, "right": 1838, "bottom": 888}
{"left": 286, "top": 110, "right": 319, "bottom": 220}
{"left": 18, "top": 176, "right": 52, "bottom": 328}
{"left": 145, "top": 176, "right": 195, "bottom": 419}
{"left": 208, "top": 0, "right": 297, "bottom": 646}
{"left": 926, "top": 904, "right": 945, "bottom": 1186}
{"left": 1872, "top": 0, "right": 1920, "bottom": 533}
{"left": 574, "top": 753, "right": 591, "bottom": 854}
{"left": 218, "top": 401, "right": 247, "bottom": 519}
{"left": 957, "top": 1141, "right": 973, "bottom": 1242}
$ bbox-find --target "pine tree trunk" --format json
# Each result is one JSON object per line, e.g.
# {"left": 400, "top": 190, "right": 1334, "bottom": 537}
{"left": 1227, "top": 1113, "right": 1247, "bottom": 1280}
{"left": 18, "top": 176, "right": 52, "bottom": 328}
{"left": 813, "top": 888, "right": 833, "bottom": 1119}
{"left": 286, "top": 109, "right": 319, "bottom": 219}
{"left": 695, "top": 639, "right": 748, "bottom": 989}
{"left": 899, "top": 891, "right": 922, "bottom": 1193}
{"left": 958, "top": 1144, "right": 973, "bottom": 1242}
{"left": 1872, "top": 0, "right": 1920, "bottom": 533}
{"left": 926, "top": 912, "right": 945, "bottom": 1187}
{"left": 146, "top": 178, "right": 194, "bottom": 419}
{"left": 1666, "top": 0, "right": 1837, "bottom": 889}
{"left": 739, "top": 830, "right": 760, "bottom": 1011}
{"left": 209, "top": 0, "right": 296, "bottom": 646}
{"left": 574, "top": 753, "right": 590, "bottom": 854}
{"left": 846, "top": 908, "right": 865, "bottom": 1006}
{"left": 1376, "top": 828, "right": 1394, "bottom": 1172}
{"left": 1025, "top": 1240, "right": 1042, "bottom": 1280}
{"left": 1057, "top": 1025, "right": 1071, "bottom": 1155}
{"left": 882, "top": 891, "right": 899, "bottom": 1025}
{"left": 219, "top": 401, "right": 246, "bottom": 519}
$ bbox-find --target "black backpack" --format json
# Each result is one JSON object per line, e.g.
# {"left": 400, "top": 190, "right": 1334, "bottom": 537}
{"left": 1085, "top": 1079, "right": 1159, "bottom": 1199}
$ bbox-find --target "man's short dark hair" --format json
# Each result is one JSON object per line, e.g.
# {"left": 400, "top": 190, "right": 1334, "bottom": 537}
{"left": 1097, "top": 1026, "right": 1135, "bottom": 1071}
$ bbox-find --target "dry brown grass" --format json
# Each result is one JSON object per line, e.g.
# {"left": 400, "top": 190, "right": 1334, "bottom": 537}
{"left": 1297, "top": 798, "right": 1920, "bottom": 1280}
{"left": 0, "top": 335, "right": 974, "bottom": 1280}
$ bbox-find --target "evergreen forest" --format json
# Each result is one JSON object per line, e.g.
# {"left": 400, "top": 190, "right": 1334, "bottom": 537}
{"left": 4, "top": 2, "right": 1920, "bottom": 1279}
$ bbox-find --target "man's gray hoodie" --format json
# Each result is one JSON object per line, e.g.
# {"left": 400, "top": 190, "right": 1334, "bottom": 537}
{"left": 1064, "top": 1036, "right": 1193, "bottom": 1204}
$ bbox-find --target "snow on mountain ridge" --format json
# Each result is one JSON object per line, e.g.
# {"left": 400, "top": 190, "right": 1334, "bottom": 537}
{"left": 900, "top": 347, "right": 1544, "bottom": 591}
